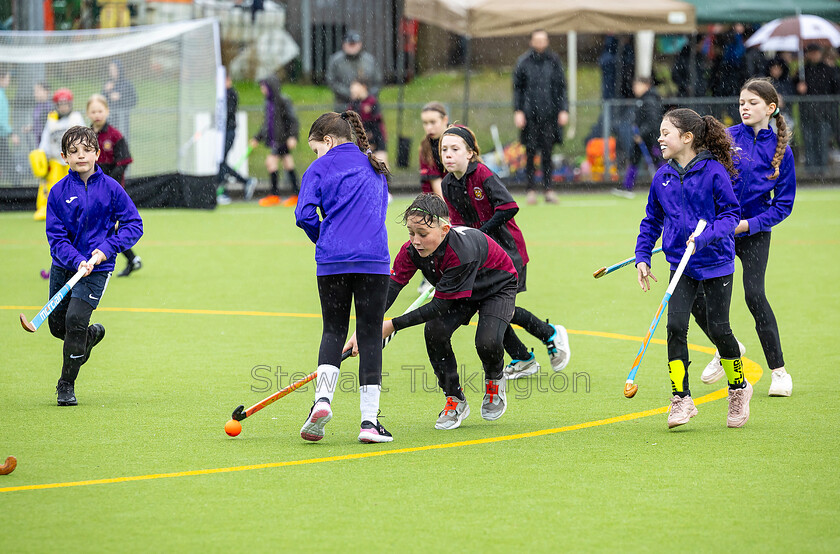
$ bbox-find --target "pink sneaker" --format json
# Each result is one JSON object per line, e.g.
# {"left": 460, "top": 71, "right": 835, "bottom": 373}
{"left": 727, "top": 380, "right": 753, "bottom": 428}
{"left": 300, "top": 398, "right": 332, "bottom": 441}
{"left": 667, "top": 394, "right": 698, "bottom": 429}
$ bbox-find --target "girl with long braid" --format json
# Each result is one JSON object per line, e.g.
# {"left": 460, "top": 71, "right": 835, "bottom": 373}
{"left": 694, "top": 78, "right": 796, "bottom": 397}
{"left": 294, "top": 110, "right": 392, "bottom": 443}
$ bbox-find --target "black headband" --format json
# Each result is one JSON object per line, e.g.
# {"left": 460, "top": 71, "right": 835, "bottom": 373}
{"left": 442, "top": 126, "right": 476, "bottom": 151}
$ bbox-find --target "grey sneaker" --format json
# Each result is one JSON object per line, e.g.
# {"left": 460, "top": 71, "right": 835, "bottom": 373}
{"left": 545, "top": 324, "right": 571, "bottom": 371}
{"left": 481, "top": 379, "right": 507, "bottom": 421}
{"left": 701, "top": 340, "right": 746, "bottom": 384}
{"left": 727, "top": 380, "right": 753, "bottom": 428}
{"left": 667, "top": 394, "right": 698, "bottom": 429}
{"left": 300, "top": 397, "right": 332, "bottom": 441}
{"left": 504, "top": 352, "right": 540, "bottom": 380}
{"left": 435, "top": 396, "right": 470, "bottom": 430}
{"left": 244, "top": 177, "right": 258, "bottom": 201}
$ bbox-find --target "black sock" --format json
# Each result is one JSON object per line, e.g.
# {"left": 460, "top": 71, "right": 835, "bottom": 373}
{"left": 123, "top": 248, "right": 135, "bottom": 262}
{"left": 286, "top": 169, "right": 298, "bottom": 194}
{"left": 270, "top": 171, "right": 279, "bottom": 195}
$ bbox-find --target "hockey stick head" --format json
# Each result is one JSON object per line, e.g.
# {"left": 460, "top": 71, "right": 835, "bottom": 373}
{"left": 624, "top": 382, "right": 638, "bottom": 398}
{"left": 20, "top": 313, "right": 36, "bottom": 333}
{"left": 593, "top": 267, "right": 607, "bottom": 279}
{"left": 0, "top": 456, "right": 17, "bottom": 475}
{"left": 231, "top": 405, "right": 246, "bottom": 421}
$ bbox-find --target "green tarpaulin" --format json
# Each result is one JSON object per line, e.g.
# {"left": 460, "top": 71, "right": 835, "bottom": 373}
{"left": 687, "top": 0, "right": 840, "bottom": 24}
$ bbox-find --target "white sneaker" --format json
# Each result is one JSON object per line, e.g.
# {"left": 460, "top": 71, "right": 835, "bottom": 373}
{"left": 545, "top": 324, "right": 571, "bottom": 372}
{"left": 216, "top": 194, "right": 232, "bottom": 205}
{"left": 768, "top": 368, "right": 793, "bottom": 397}
{"left": 504, "top": 353, "right": 540, "bottom": 380}
{"left": 300, "top": 398, "right": 332, "bottom": 441}
{"left": 701, "top": 340, "right": 746, "bottom": 384}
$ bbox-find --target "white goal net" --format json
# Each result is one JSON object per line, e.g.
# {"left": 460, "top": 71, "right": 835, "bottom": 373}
{"left": 0, "top": 18, "right": 223, "bottom": 195}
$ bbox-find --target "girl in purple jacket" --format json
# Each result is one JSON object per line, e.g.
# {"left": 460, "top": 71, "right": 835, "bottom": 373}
{"left": 634, "top": 108, "right": 750, "bottom": 430}
{"left": 694, "top": 78, "right": 796, "bottom": 397}
{"left": 295, "top": 111, "right": 392, "bottom": 444}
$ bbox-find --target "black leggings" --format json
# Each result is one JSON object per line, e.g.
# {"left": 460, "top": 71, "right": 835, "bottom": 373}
{"left": 424, "top": 302, "right": 510, "bottom": 398}
{"left": 692, "top": 232, "right": 784, "bottom": 369}
{"left": 668, "top": 271, "right": 740, "bottom": 370}
{"left": 48, "top": 297, "right": 94, "bottom": 384}
{"left": 317, "top": 273, "right": 389, "bottom": 386}
{"left": 503, "top": 307, "right": 555, "bottom": 361}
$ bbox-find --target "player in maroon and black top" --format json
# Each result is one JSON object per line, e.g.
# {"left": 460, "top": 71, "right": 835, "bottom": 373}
{"left": 379, "top": 194, "right": 517, "bottom": 430}
{"left": 87, "top": 94, "right": 141, "bottom": 278}
{"left": 418, "top": 102, "right": 449, "bottom": 197}
{"left": 439, "top": 125, "right": 571, "bottom": 378}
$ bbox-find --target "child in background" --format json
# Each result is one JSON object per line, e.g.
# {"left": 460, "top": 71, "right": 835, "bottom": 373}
{"left": 251, "top": 76, "right": 299, "bottom": 207}
{"left": 294, "top": 110, "right": 392, "bottom": 443}
{"left": 25, "top": 82, "right": 51, "bottom": 148}
{"left": 87, "top": 94, "right": 142, "bottom": 278}
{"left": 46, "top": 126, "right": 143, "bottom": 405}
{"left": 218, "top": 73, "right": 257, "bottom": 203}
{"left": 438, "top": 125, "right": 571, "bottom": 380}
{"left": 634, "top": 108, "right": 748, "bottom": 429}
{"left": 418, "top": 101, "right": 448, "bottom": 197}
{"left": 348, "top": 80, "right": 388, "bottom": 169}
{"left": 31, "top": 89, "right": 85, "bottom": 220}
{"left": 694, "top": 78, "right": 796, "bottom": 397}
{"left": 347, "top": 193, "right": 519, "bottom": 430}
{"left": 618, "top": 77, "right": 663, "bottom": 197}
{"left": 0, "top": 70, "right": 19, "bottom": 183}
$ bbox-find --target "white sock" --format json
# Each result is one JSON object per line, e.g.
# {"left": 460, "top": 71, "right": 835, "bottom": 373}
{"left": 315, "top": 364, "right": 340, "bottom": 403}
{"left": 772, "top": 366, "right": 787, "bottom": 375}
{"left": 359, "top": 384, "right": 381, "bottom": 423}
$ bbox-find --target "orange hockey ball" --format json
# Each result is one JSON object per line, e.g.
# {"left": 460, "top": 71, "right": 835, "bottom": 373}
{"left": 225, "top": 419, "right": 242, "bottom": 437}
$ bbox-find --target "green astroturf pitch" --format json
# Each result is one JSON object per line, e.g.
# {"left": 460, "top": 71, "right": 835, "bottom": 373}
{"left": 1, "top": 189, "right": 839, "bottom": 552}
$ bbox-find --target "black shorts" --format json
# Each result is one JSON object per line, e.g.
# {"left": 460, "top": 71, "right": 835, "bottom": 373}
{"left": 49, "top": 264, "right": 111, "bottom": 309}
{"left": 270, "top": 142, "right": 291, "bottom": 156}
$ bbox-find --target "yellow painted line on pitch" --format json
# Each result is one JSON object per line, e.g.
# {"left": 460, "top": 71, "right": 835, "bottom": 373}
{"left": 0, "top": 306, "right": 760, "bottom": 493}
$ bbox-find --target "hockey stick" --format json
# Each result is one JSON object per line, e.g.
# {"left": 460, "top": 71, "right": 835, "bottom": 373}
{"left": 20, "top": 256, "right": 97, "bottom": 333}
{"left": 230, "top": 285, "right": 436, "bottom": 423}
{"left": 593, "top": 247, "right": 663, "bottom": 279}
{"left": 232, "top": 145, "right": 254, "bottom": 172}
{"left": 624, "top": 220, "right": 706, "bottom": 398}
{"left": 633, "top": 126, "right": 658, "bottom": 176}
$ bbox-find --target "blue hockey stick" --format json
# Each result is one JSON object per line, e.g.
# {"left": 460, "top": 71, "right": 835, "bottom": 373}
{"left": 20, "top": 256, "right": 97, "bottom": 332}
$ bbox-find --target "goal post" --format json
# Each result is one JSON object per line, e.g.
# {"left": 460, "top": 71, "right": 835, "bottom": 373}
{"left": 0, "top": 18, "right": 225, "bottom": 209}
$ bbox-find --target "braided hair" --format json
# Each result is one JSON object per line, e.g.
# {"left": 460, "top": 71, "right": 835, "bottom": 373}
{"left": 664, "top": 108, "right": 737, "bottom": 177}
{"left": 307, "top": 111, "right": 389, "bottom": 175}
{"left": 741, "top": 77, "right": 790, "bottom": 180}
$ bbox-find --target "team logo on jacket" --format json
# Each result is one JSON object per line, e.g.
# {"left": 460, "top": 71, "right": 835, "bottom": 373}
{"left": 103, "top": 140, "right": 113, "bottom": 152}
{"left": 473, "top": 187, "right": 484, "bottom": 200}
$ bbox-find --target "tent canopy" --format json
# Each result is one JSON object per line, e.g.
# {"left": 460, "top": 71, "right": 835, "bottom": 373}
{"left": 404, "top": 0, "right": 697, "bottom": 37}
{"left": 686, "top": 0, "right": 840, "bottom": 24}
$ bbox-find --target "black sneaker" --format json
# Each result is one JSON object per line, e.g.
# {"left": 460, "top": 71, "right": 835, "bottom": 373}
{"left": 82, "top": 324, "right": 106, "bottom": 364}
{"left": 56, "top": 380, "right": 77, "bottom": 406}
{"left": 358, "top": 420, "right": 393, "bottom": 443}
{"left": 118, "top": 257, "right": 142, "bottom": 277}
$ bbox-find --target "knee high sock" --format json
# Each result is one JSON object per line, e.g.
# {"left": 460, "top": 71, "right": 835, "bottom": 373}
{"left": 721, "top": 358, "right": 746, "bottom": 390}
{"left": 270, "top": 171, "right": 279, "bottom": 195}
{"left": 315, "top": 364, "right": 340, "bottom": 403}
{"left": 286, "top": 169, "right": 298, "bottom": 194}
{"left": 668, "top": 359, "right": 690, "bottom": 397}
{"left": 359, "top": 384, "right": 380, "bottom": 423}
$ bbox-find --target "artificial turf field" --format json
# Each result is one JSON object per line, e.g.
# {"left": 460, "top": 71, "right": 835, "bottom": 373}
{"left": 1, "top": 188, "right": 839, "bottom": 552}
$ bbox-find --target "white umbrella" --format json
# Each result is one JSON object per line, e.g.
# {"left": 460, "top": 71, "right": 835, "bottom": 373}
{"left": 745, "top": 14, "right": 840, "bottom": 52}
{"left": 746, "top": 13, "right": 840, "bottom": 79}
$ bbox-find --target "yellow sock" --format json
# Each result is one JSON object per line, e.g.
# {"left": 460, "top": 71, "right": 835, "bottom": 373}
{"left": 668, "top": 359, "right": 687, "bottom": 395}
{"left": 721, "top": 358, "right": 745, "bottom": 388}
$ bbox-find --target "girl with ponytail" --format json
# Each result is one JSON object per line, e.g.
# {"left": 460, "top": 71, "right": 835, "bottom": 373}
{"left": 634, "top": 108, "right": 749, "bottom": 429}
{"left": 294, "top": 110, "right": 392, "bottom": 444}
{"left": 694, "top": 78, "right": 796, "bottom": 397}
